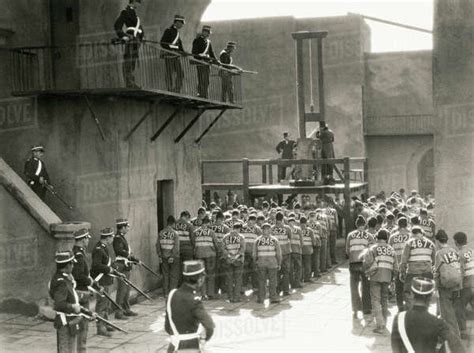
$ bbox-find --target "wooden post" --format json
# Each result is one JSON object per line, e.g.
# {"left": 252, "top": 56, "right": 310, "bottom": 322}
{"left": 262, "top": 164, "right": 267, "bottom": 184}
{"left": 317, "top": 38, "right": 326, "bottom": 125}
{"left": 268, "top": 163, "right": 274, "bottom": 184}
{"left": 242, "top": 158, "right": 250, "bottom": 205}
{"left": 295, "top": 38, "right": 306, "bottom": 138}
{"left": 343, "top": 157, "right": 352, "bottom": 236}
{"left": 363, "top": 159, "right": 368, "bottom": 183}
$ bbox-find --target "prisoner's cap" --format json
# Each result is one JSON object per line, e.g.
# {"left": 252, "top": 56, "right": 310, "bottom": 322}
{"left": 232, "top": 209, "right": 240, "bottom": 216}
{"left": 294, "top": 203, "right": 301, "bottom": 209}
{"left": 261, "top": 222, "right": 271, "bottom": 229}
{"left": 308, "top": 211, "right": 316, "bottom": 216}
{"left": 74, "top": 228, "right": 91, "bottom": 240}
{"left": 411, "top": 277, "right": 435, "bottom": 296}
{"left": 355, "top": 215, "right": 366, "bottom": 227}
{"left": 411, "top": 216, "right": 420, "bottom": 225}
{"left": 368, "top": 196, "right": 376, "bottom": 203}
{"left": 202, "top": 25, "right": 212, "bottom": 33}
{"left": 257, "top": 214, "right": 265, "bottom": 221}
{"left": 271, "top": 202, "right": 278, "bottom": 209}
{"left": 201, "top": 216, "right": 210, "bottom": 224}
{"left": 209, "top": 202, "right": 217, "bottom": 208}
{"left": 288, "top": 212, "right": 296, "bottom": 218}
{"left": 427, "top": 203, "right": 434, "bottom": 210}
{"left": 262, "top": 201, "right": 269, "bottom": 208}
{"left": 288, "top": 217, "right": 296, "bottom": 223}
{"left": 248, "top": 214, "right": 257, "bottom": 221}
{"left": 55, "top": 250, "right": 76, "bottom": 264}
{"left": 411, "top": 190, "right": 418, "bottom": 195}
{"left": 31, "top": 144, "right": 44, "bottom": 152}
{"left": 100, "top": 227, "right": 115, "bottom": 238}
{"left": 435, "top": 229, "right": 448, "bottom": 242}
{"left": 198, "top": 207, "right": 207, "bottom": 215}
{"left": 182, "top": 260, "right": 205, "bottom": 276}
{"left": 411, "top": 226, "right": 423, "bottom": 235}
{"left": 233, "top": 222, "right": 243, "bottom": 229}
{"left": 299, "top": 216, "right": 307, "bottom": 224}
{"left": 116, "top": 218, "right": 129, "bottom": 227}
{"left": 419, "top": 208, "right": 428, "bottom": 216}
{"left": 174, "top": 14, "right": 186, "bottom": 23}
{"left": 227, "top": 41, "right": 237, "bottom": 48}
{"left": 386, "top": 212, "right": 395, "bottom": 220}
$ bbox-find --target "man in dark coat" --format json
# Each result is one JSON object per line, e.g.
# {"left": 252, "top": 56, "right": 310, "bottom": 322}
{"left": 160, "top": 15, "right": 185, "bottom": 93}
{"left": 219, "top": 41, "right": 242, "bottom": 103}
{"left": 316, "top": 123, "right": 335, "bottom": 184}
{"left": 276, "top": 132, "right": 296, "bottom": 182}
{"left": 192, "top": 25, "right": 217, "bottom": 99}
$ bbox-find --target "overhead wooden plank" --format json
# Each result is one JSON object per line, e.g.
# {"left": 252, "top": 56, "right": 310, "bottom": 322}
{"left": 305, "top": 112, "right": 322, "bottom": 122}
{"left": 291, "top": 31, "right": 328, "bottom": 40}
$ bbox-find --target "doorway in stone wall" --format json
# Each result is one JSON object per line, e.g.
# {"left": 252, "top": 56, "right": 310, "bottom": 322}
{"left": 157, "top": 180, "right": 175, "bottom": 232}
{"left": 418, "top": 148, "right": 434, "bottom": 197}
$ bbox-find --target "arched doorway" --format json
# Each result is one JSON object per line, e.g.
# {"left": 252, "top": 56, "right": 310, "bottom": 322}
{"left": 418, "top": 148, "right": 434, "bottom": 196}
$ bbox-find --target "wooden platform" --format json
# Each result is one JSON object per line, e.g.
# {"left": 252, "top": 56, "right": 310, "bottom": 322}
{"left": 249, "top": 181, "right": 368, "bottom": 196}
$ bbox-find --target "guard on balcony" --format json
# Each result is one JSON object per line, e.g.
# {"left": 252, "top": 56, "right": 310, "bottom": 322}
{"left": 160, "top": 15, "right": 185, "bottom": 93}
{"left": 192, "top": 25, "right": 217, "bottom": 99}
{"left": 219, "top": 41, "right": 242, "bottom": 103}
{"left": 114, "top": 0, "right": 145, "bottom": 88}
{"left": 24, "top": 144, "right": 49, "bottom": 200}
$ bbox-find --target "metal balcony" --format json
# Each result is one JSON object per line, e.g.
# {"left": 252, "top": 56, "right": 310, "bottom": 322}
{"left": 9, "top": 41, "right": 243, "bottom": 110}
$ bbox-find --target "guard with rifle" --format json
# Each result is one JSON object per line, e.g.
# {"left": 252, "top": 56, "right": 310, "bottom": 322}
{"left": 24, "top": 144, "right": 49, "bottom": 200}
{"left": 160, "top": 15, "right": 186, "bottom": 93}
{"left": 192, "top": 25, "right": 217, "bottom": 99}
{"left": 113, "top": 218, "right": 139, "bottom": 319}
{"left": 114, "top": 0, "right": 144, "bottom": 88}
{"left": 219, "top": 41, "right": 242, "bottom": 103}
{"left": 91, "top": 227, "right": 125, "bottom": 337}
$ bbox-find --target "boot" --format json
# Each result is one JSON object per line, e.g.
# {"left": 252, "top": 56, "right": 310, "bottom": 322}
{"left": 97, "top": 323, "right": 112, "bottom": 337}
{"left": 115, "top": 310, "right": 127, "bottom": 320}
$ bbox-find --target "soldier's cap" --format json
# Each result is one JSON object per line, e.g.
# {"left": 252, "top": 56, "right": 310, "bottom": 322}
{"left": 355, "top": 215, "right": 366, "bottom": 226}
{"left": 74, "top": 228, "right": 91, "bottom": 240}
{"left": 308, "top": 211, "right": 316, "bottom": 216}
{"left": 116, "top": 218, "right": 129, "bottom": 227}
{"left": 55, "top": 250, "right": 76, "bottom": 264}
{"left": 209, "top": 202, "right": 217, "bottom": 207}
{"left": 202, "top": 25, "right": 212, "bottom": 33}
{"left": 233, "top": 222, "right": 243, "bottom": 229}
{"left": 100, "top": 227, "right": 115, "bottom": 237}
{"left": 411, "top": 226, "right": 423, "bottom": 235}
{"left": 261, "top": 222, "right": 271, "bottom": 229}
{"left": 182, "top": 260, "right": 205, "bottom": 276}
{"left": 411, "top": 277, "right": 435, "bottom": 296}
{"left": 419, "top": 208, "right": 428, "bottom": 215}
{"left": 201, "top": 216, "right": 210, "bottom": 224}
{"left": 227, "top": 41, "right": 237, "bottom": 47}
{"left": 174, "top": 14, "right": 186, "bottom": 23}
{"left": 31, "top": 145, "right": 44, "bottom": 152}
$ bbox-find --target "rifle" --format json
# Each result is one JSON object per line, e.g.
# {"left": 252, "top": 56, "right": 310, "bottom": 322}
{"left": 88, "top": 282, "right": 125, "bottom": 313}
{"left": 132, "top": 261, "right": 162, "bottom": 280}
{"left": 111, "top": 273, "right": 152, "bottom": 300}
{"left": 241, "top": 69, "right": 258, "bottom": 74}
{"left": 80, "top": 307, "right": 128, "bottom": 334}
{"left": 43, "top": 182, "right": 73, "bottom": 210}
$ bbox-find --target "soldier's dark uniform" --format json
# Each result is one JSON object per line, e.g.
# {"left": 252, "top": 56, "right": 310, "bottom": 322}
{"left": 160, "top": 15, "right": 185, "bottom": 93}
{"left": 192, "top": 25, "right": 217, "bottom": 99}
{"left": 165, "top": 261, "right": 215, "bottom": 352}
{"left": 114, "top": 2, "right": 144, "bottom": 87}
{"left": 24, "top": 145, "right": 49, "bottom": 200}
{"left": 219, "top": 42, "right": 239, "bottom": 103}
{"left": 90, "top": 229, "right": 115, "bottom": 336}
{"left": 113, "top": 219, "right": 138, "bottom": 318}
{"left": 71, "top": 229, "right": 93, "bottom": 353}
{"left": 49, "top": 251, "right": 81, "bottom": 353}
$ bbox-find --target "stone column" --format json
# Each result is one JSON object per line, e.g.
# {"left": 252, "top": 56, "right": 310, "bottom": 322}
{"left": 433, "top": 0, "right": 474, "bottom": 241}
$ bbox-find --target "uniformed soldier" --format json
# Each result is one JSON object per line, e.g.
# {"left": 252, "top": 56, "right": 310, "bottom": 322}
{"left": 288, "top": 217, "right": 304, "bottom": 289}
{"left": 113, "top": 218, "right": 139, "bottom": 319}
{"left": 346, "top": 215, "right": 375, "bottom": 319}
{"left": 271, "top": 212, "right": 292, "bottom": 296}
{"left": 391, "top": 277, "right": 466, "bottom": 353}
{"left": 24, "top": 144, "right": 49, "bottom": 200}
{"left": 174, "top": 211, "right": 195, "bottom": 268}
{"left": 300, "top": 217, "right": 318, "bottom": 282}
{"left": 160, "top": 15, "right": 185, "bottom": 93}
{"left": 388, "top": 217, "right": 411, "bottom": 311}
{"left": 114, "top": 0, "right": 145, "bottom": 88}
{"left": 165, "top": 260, "right": 215, "bottom": 352}
{"left": 454, "top": 231, "right": 474, "bottom": 340}
{"left": 241, "top": 215, "right": 261, "bottom": 291}
{"left": 253, "top": 223, "right": 282, "bottom": 304}
{"left": 363, "top": 229, "right": 398, "bottom": 334}
{"left": 209, "top": 211, "right": 230, "bottom": 296}
{"left": 219, "top": 41, "right": 242, "bottom": 103}
{"left": 192, "top": 25, "right": 217, "bottom": 99}
{"left": 49, "top": 250, "right": 82, "bottom": 353}
{"left": 71, "top": 229, "right": 93, "bottom": 353}
{"left": 91, "top": 228, "right": 121, "bottom": 337}
{"left": 399, "top": 226, "right": 436, "bottom": 310}
{"left": 193, "top": 217, "right": 218, "bottom": 299}
{"left": 419, "top": 208, "right": 436, "bottom": 239}
{"left": 222, "top": 223, "right": 245, "bottom": 302}
{"left": 157, "top": 216, "right": 180, "bottom": 298}
{"left": 434, "top": 230, "right": 462, "bottom": 337}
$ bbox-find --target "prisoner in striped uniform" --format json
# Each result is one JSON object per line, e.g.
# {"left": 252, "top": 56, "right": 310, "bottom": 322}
{"left": 419, "top": 208, "right": 436, "bottom": 239}
{"left": 388, "top": 217, "right": 410, "bottom": 311}
{"left": 193, "top": 217, "right": 218, "bottom": 299}
{"left": 346, "top": 215, "right": 375, "bottom": 319}
{"left": 222, "top": 223, "right": 245, "bottom": 302}
{"left": 288, "top": 217, "right": 304, "bottom": 289}
{"left": 308, "top": 211, "right": 322, "bottom": 278}
{"left": 315, "top": 209, "right": 330, "bottom": 272}
{"left": 253, "top": 223, "right": 282, "bottom": 303}
{"left": 400, "top": 226, "right": 435, "bottom": 309}
{"left": 156, "top": 216, "right": 180, "bottom": 296}
{"left": 210, "top": 211, "right": 230, "bottom": 295}
{"left": 300, "top": 217, "right": 319, "bottom": 282}
{"left": 241, "top": 215, "right": 261, "bottom": 290}
{"left": 271, "top": 212, "right": 292, "bottom": 296}
{"left": 363, "top": 229, "right": 397, "bottom": 333}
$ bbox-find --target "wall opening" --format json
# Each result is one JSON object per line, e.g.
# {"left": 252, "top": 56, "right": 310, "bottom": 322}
{"left": 157, "top": 180, "right": 174, "bottom": 232}
{"left": 418, "top": 148, "right": 434, "bottom": 197}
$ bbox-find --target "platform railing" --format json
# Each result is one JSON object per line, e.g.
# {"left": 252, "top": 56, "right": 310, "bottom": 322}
{"left": 10, "top": 41, "right": 243, "bottom": 105}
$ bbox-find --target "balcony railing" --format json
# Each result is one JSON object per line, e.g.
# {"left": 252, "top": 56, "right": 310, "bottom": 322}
{"left": 9, "top": 41, "right": 243, "bottom": 106}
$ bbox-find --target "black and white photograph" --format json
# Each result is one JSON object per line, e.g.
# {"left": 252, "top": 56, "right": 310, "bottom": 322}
{"left": 0, "top": 0, "right": 472, "bottom": 352}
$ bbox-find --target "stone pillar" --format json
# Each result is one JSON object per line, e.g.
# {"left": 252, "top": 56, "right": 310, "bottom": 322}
{"left": 51, "top": 221, "right": 91, "bottom": 251}
{"left": 433, "top": 0, "right": 474, "bottom": 241}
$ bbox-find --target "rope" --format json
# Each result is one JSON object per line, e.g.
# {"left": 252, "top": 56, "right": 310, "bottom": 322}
{"left": 308, "top": 39, "right": 314, "bottom": 111}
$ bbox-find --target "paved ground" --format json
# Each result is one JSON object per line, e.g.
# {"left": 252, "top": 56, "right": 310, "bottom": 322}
{"left": 0, "top": 262, "right": 472, "bottom": 352}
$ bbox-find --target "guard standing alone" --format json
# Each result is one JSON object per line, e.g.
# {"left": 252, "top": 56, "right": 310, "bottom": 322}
{"left": 219, "top": 41, "right": 242, "bottom": 103}
{"left": 160, "top": 15, "right": 186, "bottom": 93}
{"left": 192, "top": 25, "right": 217, "bottom": 99}
{"left": 24, "top": 145, "right": 49, "bottom": 200}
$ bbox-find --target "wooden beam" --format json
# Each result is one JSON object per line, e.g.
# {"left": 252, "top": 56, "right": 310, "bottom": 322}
{"left": 333, "top": 164, "right": 344, "bottom": 181}
{"left": 194, "top": 109, "right": 227, "bottom": 144}
{"left": 291, "top": 31, "right": 328, "bottom": 40}
{"left": 305, "top": 112, "right": 323, "bottom": 122}
{"left": 242, "top": 158, "right": 250, "bottom": 205}
{"left": 268, "top": 164, "right": 274, "bottom": 184}
{"left": 174, "top": 109, "right": 205, "bottom": 143}
{"left": 262, "top": 164, "right": 267, "bottom": 184}
{"left": 294, "top": 38, "right": 306, "bottom": 138}
{"left": 84, "top": 96, "right": 106, "bottom": 140}
{"left": 317, "top": 38, "right": 326, "bottom": 125}
{"left": 125, "top": 99, "right": 159, "bottom": 141}
{"left": 150, "top": 107, "right": 182, "bottom": 142}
